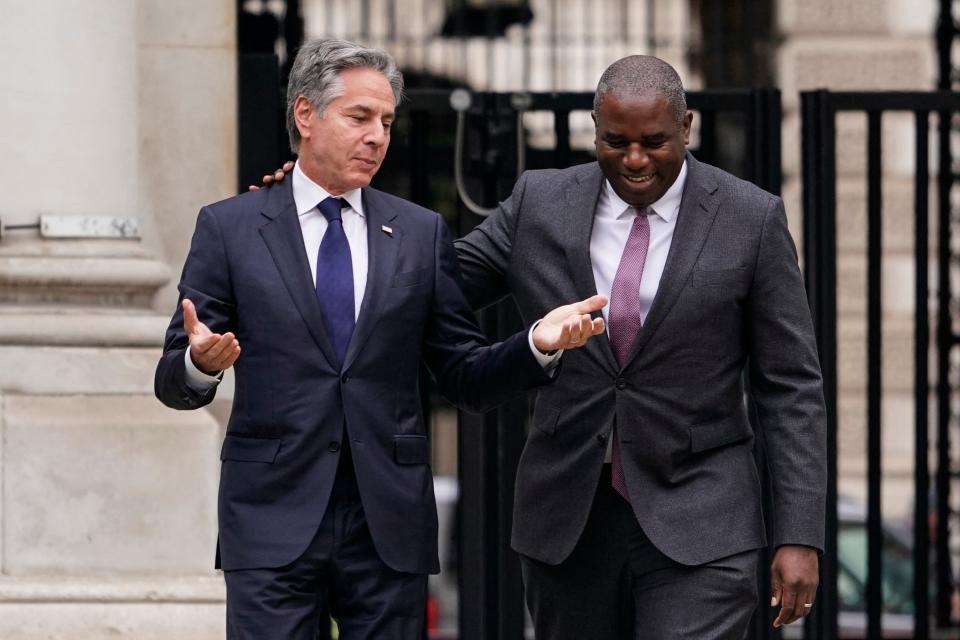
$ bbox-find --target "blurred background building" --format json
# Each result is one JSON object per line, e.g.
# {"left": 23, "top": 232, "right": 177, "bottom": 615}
{"left": 0, "top": 0, "right": 946, "bottom": 637}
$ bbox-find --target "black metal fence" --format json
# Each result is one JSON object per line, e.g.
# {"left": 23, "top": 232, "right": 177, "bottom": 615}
{"left": 802, "top": 90, "right": 960, "bottom": 640}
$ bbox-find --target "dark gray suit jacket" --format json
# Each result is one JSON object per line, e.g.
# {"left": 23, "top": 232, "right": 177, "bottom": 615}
{"left": 455, "top": 154, "right": 826, "bottom": 566}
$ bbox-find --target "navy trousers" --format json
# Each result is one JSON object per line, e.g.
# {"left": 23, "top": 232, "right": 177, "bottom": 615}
{"left": 224, "top": 444, "right": 428, "bottom": 639}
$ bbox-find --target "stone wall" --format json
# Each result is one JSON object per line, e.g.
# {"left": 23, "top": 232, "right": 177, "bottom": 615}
{"left": 0, "top": 1, "right": 236, "bottom": 636}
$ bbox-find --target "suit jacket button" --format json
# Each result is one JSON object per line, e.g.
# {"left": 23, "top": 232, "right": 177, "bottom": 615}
{"left": 328, "top": 441, "right": 341, "bottom": 453}
{"left": 341, "top": 374, "right": 348, "bottom": 384}
{"left": 615, "top": 378, "right": 626, "bottom": 390}
{"left": 597, "top": 433, "right": 607, "bottom": 447}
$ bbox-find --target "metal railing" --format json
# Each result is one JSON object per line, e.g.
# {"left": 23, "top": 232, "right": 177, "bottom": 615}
{"left": 801, "top": 89, "right": 960, "bottom": 640}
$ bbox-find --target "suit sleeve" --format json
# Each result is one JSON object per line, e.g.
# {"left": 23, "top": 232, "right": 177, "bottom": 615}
{"left": 423, "top": 215, "right": 552, "bottom": 413}
{"left": 747, "top": 196, "right": 827, "bottom": 552}
{"left": 453, "top": 171, "right": 528, "bottom": 310}
{"left": 154, "top": 206, "right": 238, "bottom": 410}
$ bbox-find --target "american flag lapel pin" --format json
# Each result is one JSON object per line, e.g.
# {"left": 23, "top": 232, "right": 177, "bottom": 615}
{"left": 381, "top": 224, "right": 393, "bottom": 236}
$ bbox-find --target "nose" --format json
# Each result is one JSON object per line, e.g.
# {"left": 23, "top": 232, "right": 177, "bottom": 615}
{"left": 364, "top": 121, "right": 390, "bottom": 146}
{"left": 623, "top": 143, "right": 648, "bottom": 170}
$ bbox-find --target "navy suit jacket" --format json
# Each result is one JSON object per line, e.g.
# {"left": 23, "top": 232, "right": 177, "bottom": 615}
{"left": 155, "top": 178, "right": 551, "bottom": 574}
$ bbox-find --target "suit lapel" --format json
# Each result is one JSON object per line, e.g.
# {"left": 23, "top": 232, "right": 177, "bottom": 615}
{"left": 258, "top": 178, "right": 340, "bottom": 369}
{"left": 562, "top": 165, "right": 619, "bottom": 372}
{"left": 342, "top": 188, "right": 399, "bottom": 371}
{"left": 624, "top": 154, "right": 719, "bottom": 365}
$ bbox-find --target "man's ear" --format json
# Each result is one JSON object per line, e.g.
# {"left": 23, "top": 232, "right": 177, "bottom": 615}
{"left": 293, "top": 96, "right": 315, "bottom": 139}
{"left": 682, "top": 110, "right": 693, "bottom": 145}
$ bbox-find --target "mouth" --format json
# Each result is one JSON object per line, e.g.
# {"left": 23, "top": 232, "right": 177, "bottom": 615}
{"left": 355, "top": 157, "right": 379, "bottom": 168}
{"left": 622, "top": 174, "right": 655, "bottom": 185}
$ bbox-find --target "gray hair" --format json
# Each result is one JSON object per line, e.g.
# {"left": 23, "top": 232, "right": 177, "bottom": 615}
{"left": 593, "top": 55, "right": 687, "bottom": 126}
{"left": 286, "top": 39, "right": 404, "bottom": 152}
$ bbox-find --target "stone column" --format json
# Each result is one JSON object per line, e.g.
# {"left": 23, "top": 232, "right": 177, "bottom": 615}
{"left": 0, "top": 2, "right": 233, "bottom": 637}
{"left": 776, "top": 0, "right": 935, "bottom": 518}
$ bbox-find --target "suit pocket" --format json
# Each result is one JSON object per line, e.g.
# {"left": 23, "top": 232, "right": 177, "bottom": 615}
{"left": 393, "top": 267, "right": 430, "bottom": 288}
{"left": 531, "top": 405, "right": 560, "bottom": 436}
{"left": 394, "top": 434, "right": 430, "bottom": 464}
{"left": 690, "top": 267, "right": 746, "bottom": 287}
{"left": 689, "top": 414, "right": 753, "bottom": 453}
{"left": 220, "top": 435, "right": 281, "bottom": 463}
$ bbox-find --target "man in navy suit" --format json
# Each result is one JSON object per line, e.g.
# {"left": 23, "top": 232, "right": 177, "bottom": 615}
{"left": 155, "top": 39, "right": 605, "bottom": 639}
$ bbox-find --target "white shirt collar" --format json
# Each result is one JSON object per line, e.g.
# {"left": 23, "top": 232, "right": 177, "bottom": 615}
{"left": 292, "top": 161, "right": 365, "bottom": 217}
{"left": 602, "top": 159, "right": 688, "bottom": 222}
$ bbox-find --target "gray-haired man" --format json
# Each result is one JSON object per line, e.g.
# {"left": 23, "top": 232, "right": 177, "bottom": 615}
{"left": 157, "top": 38, "right": 607, "bottom": 639}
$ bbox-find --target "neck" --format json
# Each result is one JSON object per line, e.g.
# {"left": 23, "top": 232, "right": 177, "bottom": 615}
{"left": 298, "top": 158, "right": 346, "bottom": 196}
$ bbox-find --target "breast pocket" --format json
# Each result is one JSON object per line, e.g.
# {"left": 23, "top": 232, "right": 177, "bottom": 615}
{"left": 393, "top": 267, "right": 430, "bottom": 288}
{"left": 690, "top": 267, "right": 747, "bottom": 288}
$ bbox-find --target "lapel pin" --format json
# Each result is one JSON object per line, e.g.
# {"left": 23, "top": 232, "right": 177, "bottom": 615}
{"left": 381, "top": 225, "right": 393, "bottom": 236}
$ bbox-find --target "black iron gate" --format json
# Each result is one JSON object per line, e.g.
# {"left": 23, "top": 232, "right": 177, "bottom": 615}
{"left": 801, "top": 90, "right": 960, "bottom": 640}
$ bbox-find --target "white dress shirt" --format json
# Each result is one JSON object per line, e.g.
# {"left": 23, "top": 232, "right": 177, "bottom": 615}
{"left": 591, "top": 161, "right": 687, "bottom": 461}
{"left": 185, "top": 162, "right": 557, "bottom": 387}
{"left": 292, "top": 162, "right": 368, "bottom": 317}
{"left": 591, "top": 160, "right": 688, "bottom": 326}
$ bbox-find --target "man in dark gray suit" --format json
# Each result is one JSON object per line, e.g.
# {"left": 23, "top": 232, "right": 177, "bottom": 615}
{"left": 454, "top": 56, "right": 826, "bottom": 638}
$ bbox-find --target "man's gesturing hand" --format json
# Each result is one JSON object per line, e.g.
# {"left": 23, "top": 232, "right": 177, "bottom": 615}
{"left": 532, "top": 294, "right": 608, "bottom": 353}
{"left": 183, "top": 298, "right": 241, "bottom": 375}
{"left": 770, "top": 544, "right": 819, "bottom": 628}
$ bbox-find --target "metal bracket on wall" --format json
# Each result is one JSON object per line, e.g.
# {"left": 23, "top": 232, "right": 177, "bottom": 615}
{"left": 0, "top": 215, "right": 141, "bottom": 241}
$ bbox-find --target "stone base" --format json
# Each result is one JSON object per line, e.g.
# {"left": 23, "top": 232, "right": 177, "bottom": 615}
{"left": 0, "top": 577, "right": 225, "bottom": 640}
{"left": 1, "top": 394, "right": 221, "bottom": 575}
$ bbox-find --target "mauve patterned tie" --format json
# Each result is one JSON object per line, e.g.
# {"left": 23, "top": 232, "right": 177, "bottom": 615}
{"left": 607, "top": 207, "right": 651, "bottom": 502}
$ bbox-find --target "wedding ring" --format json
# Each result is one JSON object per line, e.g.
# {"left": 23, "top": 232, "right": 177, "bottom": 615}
{"left": 804, "top": 603, "right": 813, "bottom": 608}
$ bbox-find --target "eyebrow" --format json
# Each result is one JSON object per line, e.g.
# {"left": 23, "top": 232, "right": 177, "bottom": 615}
{"left": 342, "top": 104, "right": 395, "bottom": 120}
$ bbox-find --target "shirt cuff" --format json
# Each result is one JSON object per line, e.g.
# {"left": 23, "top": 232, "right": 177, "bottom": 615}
{"left": 184, "top": 346, "right": 223, "bottom": 391}
{"left": 528, "top": 320, "right": 563, "bottom": 372}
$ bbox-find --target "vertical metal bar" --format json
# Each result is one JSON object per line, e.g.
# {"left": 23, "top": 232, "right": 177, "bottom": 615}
{"left": 749, "top": 88, "right": 783, "bottom": 195}
{"left": 914, "top": 109, "right": 931, "bottom": 640}
{"left": 553, "top": 109, "right": 571, "bottom": 168}
{"left": 698, "top": 109, "right": 718, "bottom": 168}
{"left": 408, "top": 108, "right": 430, "bottom": 206}
{"left": 937, "top": 0, "right": 954, "bottom": 91}
{"left": 800, "top": 89, "right": 839, "bottom": 640}
{"left": 866, "top": 109, "right": 883, "bottom": 640}
{"left": 935, "top": 103, "right": 953, "bottom": 629}
{"left": 457, "top": 406, "right": 497, "bottom": 640}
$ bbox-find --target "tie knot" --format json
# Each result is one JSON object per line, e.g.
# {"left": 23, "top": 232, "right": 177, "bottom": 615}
{"left": 318, "top": 197, "right": 344, "bottom": 223}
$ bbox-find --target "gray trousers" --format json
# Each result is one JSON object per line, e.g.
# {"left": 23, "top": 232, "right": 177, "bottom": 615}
{"left": 521, "top": 465, "right": 759, "bottom": 640}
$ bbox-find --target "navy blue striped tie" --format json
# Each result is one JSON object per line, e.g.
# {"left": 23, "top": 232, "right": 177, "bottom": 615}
{"left": 316, "top": 197, "right": 355, "bottom": 366}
